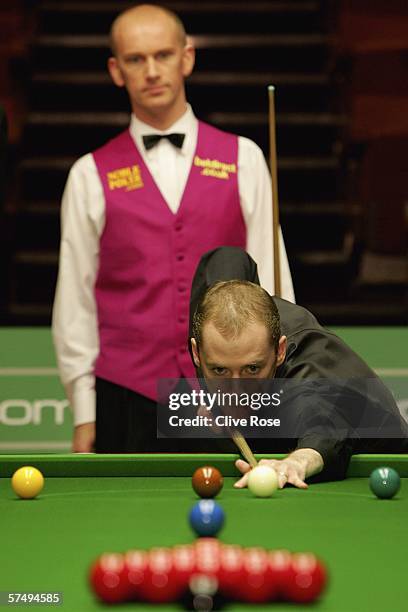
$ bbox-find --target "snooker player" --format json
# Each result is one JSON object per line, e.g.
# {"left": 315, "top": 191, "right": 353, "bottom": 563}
{"left": 188, "top": 247, "right": 408, "bottom": 488}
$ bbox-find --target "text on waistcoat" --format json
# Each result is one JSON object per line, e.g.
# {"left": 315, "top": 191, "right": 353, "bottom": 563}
{"left": 107, "top": 165, "right": 144, "bottom": 191}
{"left": 194, "top": 155, "right": 237, "bottom": 180}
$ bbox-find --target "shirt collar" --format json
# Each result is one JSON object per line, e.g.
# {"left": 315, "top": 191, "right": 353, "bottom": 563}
{"left": 130, "top": 104, "right": 197, "bottom": 156}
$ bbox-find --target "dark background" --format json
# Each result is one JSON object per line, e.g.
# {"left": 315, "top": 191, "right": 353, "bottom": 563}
{"left": 0, "top": 0, "right": 407, "bottom": 326}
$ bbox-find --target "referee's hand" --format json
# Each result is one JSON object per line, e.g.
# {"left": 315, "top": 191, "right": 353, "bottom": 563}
{"left": 73, "top": 422, "right": 95, "bottom": 453}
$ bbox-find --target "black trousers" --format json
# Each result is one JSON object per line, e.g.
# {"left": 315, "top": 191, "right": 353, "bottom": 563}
{"left": 95, "top": 377, "right": 237, "bottom": 454}
{"left": 96, "top": 377, "right": 158, "bottom": 452}
{"left": 96, "top": 377, "right": 186, "bottom": 453}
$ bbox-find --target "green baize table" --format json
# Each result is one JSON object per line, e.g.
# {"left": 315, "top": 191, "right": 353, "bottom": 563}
{"left": 1, "top": 454, "right": 407, "bottom": 612}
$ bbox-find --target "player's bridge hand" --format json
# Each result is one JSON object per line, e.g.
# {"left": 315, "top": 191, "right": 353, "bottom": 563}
{"left": 234, "top": 458, "right": 309, "bottom": 490}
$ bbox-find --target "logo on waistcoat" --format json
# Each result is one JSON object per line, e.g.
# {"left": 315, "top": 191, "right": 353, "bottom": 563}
{"left": 194, "top": 155, "right": 237, "bottom": 180}
{"left": 107, "top": 165, "right": 144, "bottom": 191}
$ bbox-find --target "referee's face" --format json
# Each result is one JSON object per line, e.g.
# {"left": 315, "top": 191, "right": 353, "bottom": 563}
{"left": 108, "top": 8, "right": 194, "bottom": 126}
{"left": 191, "top": 321, "right": 287, "bottom": 380}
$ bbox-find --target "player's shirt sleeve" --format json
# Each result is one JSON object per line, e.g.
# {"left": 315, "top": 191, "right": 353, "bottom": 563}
{"left": 296, "top": 436, "right": 354, "bottom": 481}
{"left": 237, "top": 136, "right": 295, "bottom": 301}
{"left": 51, "top": 154, "right": 105, "bottom": 426}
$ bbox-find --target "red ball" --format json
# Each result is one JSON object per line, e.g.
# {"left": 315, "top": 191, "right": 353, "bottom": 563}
{"left": 89, "top": 553, "right": 131, "bottom": 603}
{"left": 172, "top": 544, "right": 197, "bottom": 593}
{"left": 194, "top": 537, "right": 222, "bottom": 558}
{"left": 236, "top": 547, "right": 277, "bottom": 603}
{"left": 195, "top": 550, "right": 220, "bottom": 577}
{"left": 177, "top": 540, "right": 223, "bottom": 606}
{"left": 267, "top": 550, "right": 292, "bottom": 600}
{"left": 194, "top": 538, "right": 221, "bottom": 577}
{"left": 285, "top": 553, "right": 327, "bottom": 603}
{"left": 192, "top": 466, "right": 223, "bottom": 498}
{"left": 138, "top": 547, "right": 182, "bottom": 603}
{"left": 217, "top": 544, "right": 245, "bottom": 599}
{"left": 123, "top": 550, "right": 148, "bottom": 600}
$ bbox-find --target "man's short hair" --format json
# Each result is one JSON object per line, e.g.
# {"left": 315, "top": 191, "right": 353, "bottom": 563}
{"left": 192, "top": 280, "right": 281, "bottom": 351}
{"left": 110, "top": 4, "right": 187, "bottom": 55}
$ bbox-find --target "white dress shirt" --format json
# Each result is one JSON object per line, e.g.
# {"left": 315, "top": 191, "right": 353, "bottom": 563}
{"left": 52, "top": 105, "right": 295, "bottom": 426}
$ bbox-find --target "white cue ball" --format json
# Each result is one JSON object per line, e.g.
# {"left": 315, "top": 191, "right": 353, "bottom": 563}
{"left": 247, "top": 465, "right": 278, "bottom": 498}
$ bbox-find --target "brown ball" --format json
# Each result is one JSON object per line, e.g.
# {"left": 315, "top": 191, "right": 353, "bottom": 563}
{"left": 192, "top": 466, "right": 224, "bottom": 498}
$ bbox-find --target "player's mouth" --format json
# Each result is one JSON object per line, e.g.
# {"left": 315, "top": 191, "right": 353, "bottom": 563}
{"left": 145, "top": 85, "right": 167, "bottom": 95}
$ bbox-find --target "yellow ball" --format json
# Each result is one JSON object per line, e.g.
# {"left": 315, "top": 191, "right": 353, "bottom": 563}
{"left": 11, "top": 466, "right": 44, "bottom": 499}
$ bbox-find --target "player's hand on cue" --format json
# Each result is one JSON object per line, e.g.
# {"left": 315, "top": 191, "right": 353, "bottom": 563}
{"left": 234, "top": 449, "right": 323, "bottom": 490}
{"left": 73, "top": 422, "right": 95, "bottom": 453}
{"left": 234, "top": 458, "right": 308, "bottom": 489}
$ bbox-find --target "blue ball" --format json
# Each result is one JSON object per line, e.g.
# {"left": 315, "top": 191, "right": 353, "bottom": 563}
{"left": 189, "top": 500, "right": 225, "bottom": 537}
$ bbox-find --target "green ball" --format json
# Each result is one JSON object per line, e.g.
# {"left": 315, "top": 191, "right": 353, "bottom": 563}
{"left": 369, "top": 467, "right": 401, "bottom": 499}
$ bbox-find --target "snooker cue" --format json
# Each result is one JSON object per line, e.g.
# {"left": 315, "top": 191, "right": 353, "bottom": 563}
{"left": 228, "top": 89, "right": 284, "bottom": 468}
{"left": 268, "top": 85, "right": 282, "bottom": 297}
{"left": 231, "top": 429, "right": 258, "bottom": 468}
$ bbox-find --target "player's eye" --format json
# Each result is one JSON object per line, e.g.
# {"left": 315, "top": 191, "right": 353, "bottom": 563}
{"left": 245, "top": 365, "right": 260, "bottom": 375}
{"left": 157, "top": 50, "right": 172, "bottom": 60}
{"left": 127, "top": 55, "right": 142, "bottom": 64}
{"left": 212, "top": 367, "right": 228, "bottom": 376}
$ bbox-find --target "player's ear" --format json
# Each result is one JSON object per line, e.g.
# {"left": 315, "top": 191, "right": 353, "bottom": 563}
{"left": 108, "top": 56, "right": 125, "bottom": 87}
{"left": 191, "top": 338, "right": 201, "bottom": 367}
{"left": 276, "top": 336, "right": 287, "bottom": 366}
{"left": 181, "top": 38, "right": 195, "bottom": 77}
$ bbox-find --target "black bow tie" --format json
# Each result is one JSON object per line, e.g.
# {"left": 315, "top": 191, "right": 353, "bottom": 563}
{"left": 142, "top": 133, "right": 185, "bottom": 151}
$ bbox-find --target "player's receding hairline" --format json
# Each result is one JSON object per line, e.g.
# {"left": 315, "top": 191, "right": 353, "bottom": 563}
{"left": 193, "top": 280, "right": 281, "bottom": 351}
{"left": 110, "top": 4, "right": 187, "bottom": 55}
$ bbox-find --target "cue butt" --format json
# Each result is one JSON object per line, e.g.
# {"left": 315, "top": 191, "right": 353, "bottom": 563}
{"left": 268, "top": 85, "right": 282, "bottom": 297}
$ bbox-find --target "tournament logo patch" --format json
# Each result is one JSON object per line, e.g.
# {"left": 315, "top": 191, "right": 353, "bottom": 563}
{"left": 107, "top": 165, "right": 144, "bottom": 191}
{"left": 194, "top": 155, "right": 237, "bottom": 180}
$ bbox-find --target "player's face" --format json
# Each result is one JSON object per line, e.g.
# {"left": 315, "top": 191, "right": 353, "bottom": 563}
{"left": 108, "top": 12, "right": 194, "bottom": 125}
{"left": 191, "top": 321, "right": 287, "bottom": 380}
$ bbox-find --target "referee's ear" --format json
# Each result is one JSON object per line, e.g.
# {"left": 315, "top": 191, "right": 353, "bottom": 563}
{"left": 191, "top": 338, "right": 201, "bottom": 367}
{"left": 107, "top": 56, "right": 125, "bottom": 88}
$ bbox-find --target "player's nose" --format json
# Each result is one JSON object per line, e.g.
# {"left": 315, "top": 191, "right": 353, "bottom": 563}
{"left": 145, "top": 57, "right": 159, "bottom": 78}
{"left": 230, "top": 375, "right": 246, "bottom": 390}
